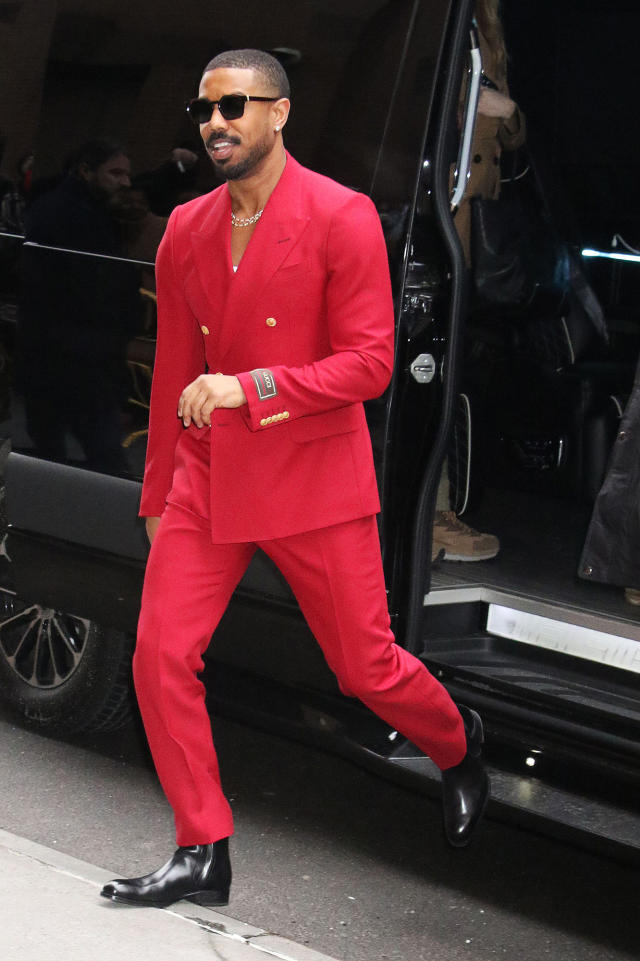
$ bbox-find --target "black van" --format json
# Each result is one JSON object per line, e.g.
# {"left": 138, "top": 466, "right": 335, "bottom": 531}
{"left": 0, "top": 0, "right": 638, "bottom": 863}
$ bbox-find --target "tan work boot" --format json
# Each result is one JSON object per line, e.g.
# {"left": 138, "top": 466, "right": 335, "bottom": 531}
{"left": 432, "top": 510, "right": 500, "bottom": 562}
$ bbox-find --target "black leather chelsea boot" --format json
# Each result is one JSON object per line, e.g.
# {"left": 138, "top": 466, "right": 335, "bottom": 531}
{"left": 100, "top": 838, "right": 231, "bottom": 907}
{"left": 441, "top": 707, "right": 490, "bottom": 848}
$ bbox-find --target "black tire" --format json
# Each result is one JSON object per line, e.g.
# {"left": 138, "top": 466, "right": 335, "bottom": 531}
{"left": 0, "top": 588, "right": 135, "bottom": 734}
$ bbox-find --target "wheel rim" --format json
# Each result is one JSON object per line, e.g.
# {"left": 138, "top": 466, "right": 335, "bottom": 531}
{"left": 0, "top": 591, "right": 88, "bottom": 689}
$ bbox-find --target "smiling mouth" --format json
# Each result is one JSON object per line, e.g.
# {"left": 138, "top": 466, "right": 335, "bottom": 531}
{"left": 207, "top": 137, "right": 239, "bottom": 160}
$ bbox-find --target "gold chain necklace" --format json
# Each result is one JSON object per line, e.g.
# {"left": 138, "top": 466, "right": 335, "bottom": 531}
{"left": 231, "top": 209, "right": 264, "bottom": 228}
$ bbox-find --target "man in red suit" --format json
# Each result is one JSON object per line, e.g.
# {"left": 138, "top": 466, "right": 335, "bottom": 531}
{"left": 101, "top": 49, "right": 489, "bottom": 909}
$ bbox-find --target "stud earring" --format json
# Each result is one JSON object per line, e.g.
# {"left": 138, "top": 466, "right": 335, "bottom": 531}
{"left": 275, "top": 126, "right": 280, "bottom": 132}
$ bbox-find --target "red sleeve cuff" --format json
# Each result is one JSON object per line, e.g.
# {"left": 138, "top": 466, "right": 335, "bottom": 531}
{"left": 237, "top": 369, "right": 291, "bottom": 432}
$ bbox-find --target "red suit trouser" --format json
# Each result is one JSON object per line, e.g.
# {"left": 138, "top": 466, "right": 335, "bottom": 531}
{"left": 134, "top": 452, "right": 466, "bottom": 846}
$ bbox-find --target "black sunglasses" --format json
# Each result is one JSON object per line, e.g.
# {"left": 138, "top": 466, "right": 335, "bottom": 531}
{"left": 186, "top": 94, "right": 278, "bottom": 124}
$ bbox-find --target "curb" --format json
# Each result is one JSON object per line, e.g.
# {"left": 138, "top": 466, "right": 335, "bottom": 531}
{"left": 0, "top": 828, "right": 340, "bottom": 961}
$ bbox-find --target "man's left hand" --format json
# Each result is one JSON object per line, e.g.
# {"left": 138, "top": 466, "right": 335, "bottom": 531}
{"left": 178, "top": 374, "right": 247, "bottom": 427}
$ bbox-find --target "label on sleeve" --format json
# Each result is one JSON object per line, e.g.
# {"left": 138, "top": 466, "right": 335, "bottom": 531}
{"left": 250, "top": 368, "right": 278, "bottom": 401}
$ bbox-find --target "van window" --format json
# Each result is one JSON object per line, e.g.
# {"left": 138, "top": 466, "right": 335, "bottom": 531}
{"left": 0, "top": 0, "right": 449, "bottom": 479}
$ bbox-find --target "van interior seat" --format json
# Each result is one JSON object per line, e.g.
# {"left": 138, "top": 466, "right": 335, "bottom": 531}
{"left": 457, "top": 246, "right": 634, "bottom": 507}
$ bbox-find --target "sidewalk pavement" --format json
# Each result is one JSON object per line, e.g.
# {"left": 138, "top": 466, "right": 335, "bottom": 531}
{"left": 0, "top": 829, "right": 340, "bottom": 961}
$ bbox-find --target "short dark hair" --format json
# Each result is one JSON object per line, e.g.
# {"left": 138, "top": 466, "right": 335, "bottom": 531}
{"left": 203, "top": 49, "right": 290, "bottom": 99}
{"left": 66, "top": 139, "right": 127, "bottom": 176}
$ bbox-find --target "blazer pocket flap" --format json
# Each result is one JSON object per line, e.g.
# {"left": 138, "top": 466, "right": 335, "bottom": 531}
{"left": 289, "top": 404, "right": 363, "bottom": 443}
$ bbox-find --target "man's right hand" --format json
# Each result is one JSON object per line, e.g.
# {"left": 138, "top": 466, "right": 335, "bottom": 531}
{"left": 178, "top": 373, "right": 247, "bottom": 427}
{"left": 145, "top": 516, "right": 161, "bottom": 544}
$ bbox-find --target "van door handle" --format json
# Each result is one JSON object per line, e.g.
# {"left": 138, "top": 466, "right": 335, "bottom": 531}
{"left": 450, "top": 24, "right": 482, "bottom": 211}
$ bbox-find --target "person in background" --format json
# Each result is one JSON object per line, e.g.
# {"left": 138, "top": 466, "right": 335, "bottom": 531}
{"left": 0, "top": 152, "right": 33, "bottom": 236}
{"left": 133, "top": 145, "right": 201, "bottom": 216}
{"left": 18, "top": 139, "right": 140, "bottom": 474}
{"left": 580, "top": 352, "right": 640, "bottom": 606}
{"left": 432, "top": 0, "right": 525, "bottom": 562}
{"left": 0, "top": 151, "right": 33, "bottom": 303}
{"left": 113, "top": 185, "right": 168, "bottom": 292}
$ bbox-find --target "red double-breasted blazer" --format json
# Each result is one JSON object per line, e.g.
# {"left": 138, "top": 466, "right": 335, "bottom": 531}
{"left": 139, "top": 153, "right": 395, "bottom": 542}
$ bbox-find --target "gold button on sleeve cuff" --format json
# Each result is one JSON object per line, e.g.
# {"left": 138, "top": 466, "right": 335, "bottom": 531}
{"left": 266, "top": 317, "right": 277, "bottom": 327}
{"left": 259, "top": 411, "right": 289, "bottom": 428}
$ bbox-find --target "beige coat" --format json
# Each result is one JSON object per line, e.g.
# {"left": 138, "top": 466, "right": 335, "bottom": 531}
{"left": 454, "top": 29, "right": 526, "bottom": 264}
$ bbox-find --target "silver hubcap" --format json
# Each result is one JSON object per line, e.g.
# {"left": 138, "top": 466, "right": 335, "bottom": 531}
{"left": 0, "top": 590, "right": 88, "bottom": 689}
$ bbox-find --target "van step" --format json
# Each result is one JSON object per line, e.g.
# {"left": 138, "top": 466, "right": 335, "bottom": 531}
{"left": 425, "top": 579, "right": 640, "bottom": 645}
{"left": 388, "top": 743, "right": 640, "bottom": 866}
{"left": 424, "top": 633, "right": 640, "bottom": 731}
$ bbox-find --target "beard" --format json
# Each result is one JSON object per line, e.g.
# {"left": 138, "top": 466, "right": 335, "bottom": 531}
{"left": 207, "top": 131, "right": 271, "bottom": 181}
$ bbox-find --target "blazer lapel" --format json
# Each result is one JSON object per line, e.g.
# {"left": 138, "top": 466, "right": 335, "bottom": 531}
{"left": 189, "top": 187, "right": 232, "bottom": 342}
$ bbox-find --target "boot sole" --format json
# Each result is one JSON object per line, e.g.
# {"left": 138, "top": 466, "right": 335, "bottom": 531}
{"left": 100, "top": 888, "right": 230, "bottom": 908}
{"left": 186, "top": 889, "right": 230, "bottom": 907}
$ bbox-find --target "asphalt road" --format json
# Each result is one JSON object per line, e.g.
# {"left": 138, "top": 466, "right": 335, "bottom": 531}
{"left": 0, "top": 702, "right": 637, "bottom": 961}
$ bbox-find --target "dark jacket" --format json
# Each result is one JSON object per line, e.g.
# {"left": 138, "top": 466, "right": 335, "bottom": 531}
{"left": 579, "top": 356, "right": 640, "bottom": 589}
{"left": 19, "top": 176, "right": 140, "bottom": 408}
